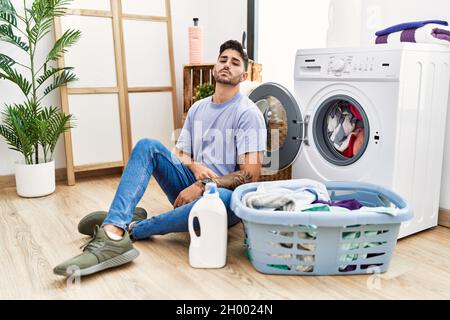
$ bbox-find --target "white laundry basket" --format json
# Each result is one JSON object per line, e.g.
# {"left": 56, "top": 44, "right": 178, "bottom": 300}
{"left": 230, "top": 180, "right": 413, "bottom": 275}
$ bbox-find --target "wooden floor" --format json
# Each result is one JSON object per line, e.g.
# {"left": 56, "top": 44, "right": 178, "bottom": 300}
{"left": 0, "top": 174, "right": 449, "bottom": 300}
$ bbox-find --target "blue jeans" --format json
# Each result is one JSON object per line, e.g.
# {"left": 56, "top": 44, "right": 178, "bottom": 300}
{"left": 102, "top": 138, "right": 241, "bottom": 240}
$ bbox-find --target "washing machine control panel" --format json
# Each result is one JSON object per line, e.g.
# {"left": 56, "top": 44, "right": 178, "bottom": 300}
{"left": 329, "top": 57, "right": 347, "bottom": 72}
{"left": 327, "top": 55, "right": 377, "bottom": 76}
{"left": 296, "top": 51, "right": 401, "bottom": 80}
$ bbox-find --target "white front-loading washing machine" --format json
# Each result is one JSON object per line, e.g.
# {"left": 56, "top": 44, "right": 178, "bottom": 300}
{"left": 249, "top": 44, "right": 450, "bottom": 238}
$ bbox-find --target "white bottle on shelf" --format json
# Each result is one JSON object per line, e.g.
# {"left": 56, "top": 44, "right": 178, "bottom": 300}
{"left": 188, "top": 182, "right": 228, "bottom": 268}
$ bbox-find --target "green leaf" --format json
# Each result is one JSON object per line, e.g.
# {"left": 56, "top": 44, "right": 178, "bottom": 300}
{"left": 29, "top": 16, "right": 53, "bottom": 44}
{"left": 52, "top": 0, "right": 72, "bottom": 16}
{"left": 37, "top": 66, "right": 73, "bottom": 86}
{"left": 195, "top": 83, "right": 215, "bottom": 101}
{"left": 48, "top": 110, "right": 74, "bottom": 155}
{"left": 36, "top": 106, "right": 74, "bottom": 160}
{"left": 0, "top": 0, "right": 17, "bottom": 27}
{"left": 31, "top": 0, "right": 49, "bottom": 21}
{"left": 46, "top": 29, "right": 81, "bottom": 61}
{"left": 0, "top": 0, "right": 15, "bottom": 11}
{"left": 29, "top": 1, "right": 72, "bottom": 44}
{"left": 0, "top": 24, "right": 29, "bottom": 51}
{"left": 0, "top": 120, "right": 19, "bottom": 150}
{"left": 0, "top": 52, "right": 15, "bottom": 71}
{"left": 31, "top": 0, "right": 71, "bottom": 26}
{"left": 0, "top": 103, "right": 38, "bottom": 164}
{"left": 0, "top": 0, "right": 16, "bottom": 12}
{"left": 0, "top": 67, "right": 32, "bottom": 96}
{"left": 43, "top": 69, "right": 77, "bottom": 96}
{"left": 34, "top": 116, "right": 50, "bottom": 160}
{"left": 0, "top": 12, "right": 17, "bottom": 26}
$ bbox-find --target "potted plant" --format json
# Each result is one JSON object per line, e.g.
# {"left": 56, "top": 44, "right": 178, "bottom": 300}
{"left": 194, "top": 83, "right": 214, "bottom": 101}
{"left": 0, "top": 0, "right": 80, "bottom": 197}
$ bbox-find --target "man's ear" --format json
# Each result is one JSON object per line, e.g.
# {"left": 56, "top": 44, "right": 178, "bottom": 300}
{"left": 241, "top": 71, "right": 249, "bottom": 82}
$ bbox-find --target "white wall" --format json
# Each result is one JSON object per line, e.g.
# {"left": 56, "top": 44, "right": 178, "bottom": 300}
{"left": 0, "top": 0, "right": 247, "bottom": 176}
{"left": 326, "top": 0, "right": 450, "bottom": 209}
{"left": 327, "top": 0, "right": 362, "bottom": 47}
{"left": 257, "top": 0, "right": 331, "bottom": 91}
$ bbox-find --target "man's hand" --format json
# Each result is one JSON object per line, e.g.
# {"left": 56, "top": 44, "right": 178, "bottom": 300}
{"left": 173, "top": 181, "right": 204, "bottom": 208}
{"left": 174, "top": 148, "right": 219, "bottom": 180}
{"left": 189, "top": 163, "right": 219, "bottom": 180}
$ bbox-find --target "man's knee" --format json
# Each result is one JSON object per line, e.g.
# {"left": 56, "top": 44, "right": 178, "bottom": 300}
{"left": 134, "top": 138, "right": 163, "bottom": 154}
{"left": 218, "top": 188, "right": 232, "bottom": 205}
{"left": 218, "top": 188, "right": 241, "bottom": 226}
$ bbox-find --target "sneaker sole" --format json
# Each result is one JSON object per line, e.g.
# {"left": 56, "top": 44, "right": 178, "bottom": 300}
{"left": 54, "top": 248, "right": 140, "bottom": 277}
{"left": 78, "top": 208, "right": 147, "bottom": 237}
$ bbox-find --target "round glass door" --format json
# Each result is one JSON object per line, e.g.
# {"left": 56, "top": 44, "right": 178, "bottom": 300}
{"left": 249, "top": 83, "right": 303, "bottom": 171}
{"left": 313, "top": 95, "right": 370, "bottom": 166}
{"left": 255, "top": 96, "right": 288, "bottom": 152}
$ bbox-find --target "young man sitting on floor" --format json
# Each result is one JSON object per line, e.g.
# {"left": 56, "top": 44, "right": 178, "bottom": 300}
{"left": 54, "top": 40, "right": 267, "bottom": 277}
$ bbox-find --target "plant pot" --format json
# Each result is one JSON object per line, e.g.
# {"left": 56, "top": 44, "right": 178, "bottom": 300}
{"left": 14, "top": 159, "right": 55, "bottom": 198}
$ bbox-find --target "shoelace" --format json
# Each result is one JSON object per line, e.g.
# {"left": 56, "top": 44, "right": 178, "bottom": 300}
{"left": 84, "top": 240, "right": 104, "bottom": 252}
{"left": 79, "top": 228, "right": 103, "bottom": 252}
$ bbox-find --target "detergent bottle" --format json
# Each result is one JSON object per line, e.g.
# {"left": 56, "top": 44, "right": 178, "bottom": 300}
{"left": 188, "top": 17, "right": 203, "bottom": 64}
{"left": 188, "top": 182, "right": 227, "bottom": 268}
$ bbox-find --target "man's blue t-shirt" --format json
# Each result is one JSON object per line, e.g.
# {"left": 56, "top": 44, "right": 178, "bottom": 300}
{"left": 176, "top": 92, "right": 267, "bottom": 176}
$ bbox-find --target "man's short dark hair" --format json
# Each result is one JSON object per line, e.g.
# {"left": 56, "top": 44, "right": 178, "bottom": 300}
{"left": 219, "top": 40, "right": 249, "bottom": 71}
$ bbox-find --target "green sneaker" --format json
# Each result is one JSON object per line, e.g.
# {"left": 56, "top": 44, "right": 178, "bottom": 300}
{"left": 78, "top": 207, "right": 147, "bottom": 237}
{"left": 53, "top": 226, "right": 139, "bottom": 277}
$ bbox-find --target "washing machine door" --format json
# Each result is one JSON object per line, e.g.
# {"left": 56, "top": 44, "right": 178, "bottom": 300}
{"left": 248, "top": 82, "right": 304, "bottom": 171}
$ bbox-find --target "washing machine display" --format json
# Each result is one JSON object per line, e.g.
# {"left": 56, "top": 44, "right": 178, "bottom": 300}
{"left": 313, "top": 95, "right": 370, "bottom": 166}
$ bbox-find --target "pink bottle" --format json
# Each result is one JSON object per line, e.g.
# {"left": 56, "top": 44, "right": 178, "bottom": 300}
{"left": 189, "top": 18, "right": 203, "bottom": 64}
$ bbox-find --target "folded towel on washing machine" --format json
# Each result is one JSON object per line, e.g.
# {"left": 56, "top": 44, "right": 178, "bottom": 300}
{"left": 375, "top": 20, "right": 448, "bottom": 36}
{"left": 375, "top": 23, "right": 450, "bottom": 45}
{"left": 242, "top": 179, "right": 330, "bottom": 212}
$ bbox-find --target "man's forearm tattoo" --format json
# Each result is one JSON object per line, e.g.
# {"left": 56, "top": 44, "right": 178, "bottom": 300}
{"left": 212, "top": 170, "right": 253, "bottom": 190}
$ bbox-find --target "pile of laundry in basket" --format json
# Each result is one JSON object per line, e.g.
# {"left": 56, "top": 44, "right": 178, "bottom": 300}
{"left": 242, "top": 179, "right": 398, "bottom": 272}
{"left": 242, "top": 179, "right": 397, "bottom": 215}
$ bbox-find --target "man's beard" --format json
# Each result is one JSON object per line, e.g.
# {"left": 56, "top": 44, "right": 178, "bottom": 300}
{"left": 214, "top": 70, "right": 241, "bottom": 86}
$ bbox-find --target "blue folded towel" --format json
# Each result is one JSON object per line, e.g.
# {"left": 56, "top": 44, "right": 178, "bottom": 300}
{"left": 375, "top": 20, "right": 448, "bottom": 36}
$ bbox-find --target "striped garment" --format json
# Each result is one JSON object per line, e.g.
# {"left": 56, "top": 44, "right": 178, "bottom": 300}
{"left": 375, "top": 23, "right": 450, "bottom": 45}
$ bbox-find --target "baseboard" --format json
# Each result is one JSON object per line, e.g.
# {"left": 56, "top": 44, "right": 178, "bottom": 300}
{"left": 0, "top": 167, "right": 123, "bottom": 189}
{"left": 439, "top": 208, "right": 450, "bottom": 228}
